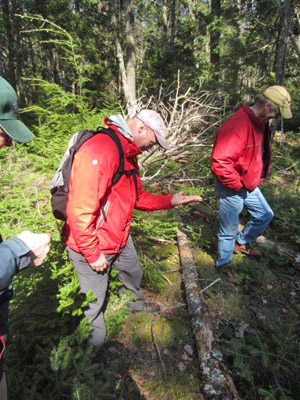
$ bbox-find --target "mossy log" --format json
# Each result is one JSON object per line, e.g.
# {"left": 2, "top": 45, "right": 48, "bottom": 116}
{"left": 177, "top": 227, "right": 239, "bottom": 400}
{"left": 193, "top": 203, "right": 300, "bottom": 266}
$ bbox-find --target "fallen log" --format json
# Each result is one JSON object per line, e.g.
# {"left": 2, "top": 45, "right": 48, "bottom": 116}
{"left": 193, "top": 203, "right": 300, "bottom": 267}
{"left": 177, "top": 226, "right": 239, "bottom": 400}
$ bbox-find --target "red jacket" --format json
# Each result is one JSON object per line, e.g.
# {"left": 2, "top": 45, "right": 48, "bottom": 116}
{"left": 211, "top": 103, "right": 272, "bottom": 191}
{"left": 65, "top": 120, "right": 173, "bottom": 263}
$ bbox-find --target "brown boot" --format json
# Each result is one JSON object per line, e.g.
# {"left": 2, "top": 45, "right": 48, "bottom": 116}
{"left": 218, "top": 264, "right": 240, "bottom": 284}
{"left": 234, "top": 243, "right": 262, "bottom": 258}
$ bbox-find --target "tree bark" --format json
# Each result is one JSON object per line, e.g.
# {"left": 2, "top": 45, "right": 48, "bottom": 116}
{"left": 177, "top": 225, "right": 239, "bottom": 400}
{"left": 125, "top": 0, "right": 137, "bottom": 115}
{"left": 111, "top": 0, "right": 137, "bottom": 115}
{"left": 274, "top": 0, "right": 295, "bottom": 85}
{"left": 1, "top": 0, "right": 16, "bottom": 86}
{"left": 210, "top": 0, "right": 221, "bottom": 78}
{"left": 170, "top": 0, "right": 177, "bottom": 48}
{"left": 11, "top": 0, "right": 24, "bottom": 105}
{"left": 289, "top": 30, "right": 300, "bottom": 60}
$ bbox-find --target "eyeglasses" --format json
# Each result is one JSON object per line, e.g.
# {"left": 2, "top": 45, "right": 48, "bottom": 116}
{"left": 142, "top": 123, "right": 158, "bottom": 145}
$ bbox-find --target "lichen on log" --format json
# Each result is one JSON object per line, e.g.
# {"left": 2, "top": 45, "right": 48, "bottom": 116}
{"left": 177, "top": 228, "right": 239, "bottom": 400}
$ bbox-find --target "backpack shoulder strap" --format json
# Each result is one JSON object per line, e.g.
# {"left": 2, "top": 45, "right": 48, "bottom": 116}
{"left": 97, "top": 128, "right": 138, "bottom": 200}
{"left": 97, "top": 127, "right": 125, "bottom": 186}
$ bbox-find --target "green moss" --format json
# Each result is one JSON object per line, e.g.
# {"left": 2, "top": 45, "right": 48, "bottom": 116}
{"left": 143, "top": 372, "right": 201, "bottom": 400}
{"left": 205, "top": 292, "right": 246, "bottom": 319}
{"left": 194, "top": 249, "right": 216, "bottom": 279}
{"left": 129, "top": 315, "right": 189, "bottom": 347}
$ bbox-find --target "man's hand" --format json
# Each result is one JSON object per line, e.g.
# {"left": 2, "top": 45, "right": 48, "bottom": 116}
{"left": 171, "top": 191, "right": 202, "bottom": 206}
{"left": 17, "top": 231, "right": 51, "bottom": 266}
{"left": 89, "top": 253, "right": 108, "bottom": 272}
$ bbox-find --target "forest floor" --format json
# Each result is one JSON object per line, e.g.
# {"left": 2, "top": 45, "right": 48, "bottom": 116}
{"left": 98, "top": 201, "right": 300, "bottom": 400}
{"left": 94, "top": 132, "right": 300, "bottom": 399}
{"left": 3, "top": 133, "right": 300, "bottom": 399}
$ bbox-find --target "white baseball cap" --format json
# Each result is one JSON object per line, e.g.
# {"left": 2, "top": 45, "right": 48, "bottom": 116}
{"left": 135, "top": 109, "right": 170, "bottom": 149}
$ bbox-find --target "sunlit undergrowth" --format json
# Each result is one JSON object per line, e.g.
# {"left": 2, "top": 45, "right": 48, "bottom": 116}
{"left": 1, "top": 76, "right": 300, "bottom": 399}
{"left": 0, "top": 86, "right": 199, "bottom": 398}
{"left": 176, "top": 131, "right": 300, "bottom": 400}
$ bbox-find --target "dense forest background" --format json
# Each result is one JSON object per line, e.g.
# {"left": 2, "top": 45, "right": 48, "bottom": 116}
{"left": 1, "top": 0, "right": 299, "bottom": 120}
{"left": 0, "top": 1, "right": 299, "bottom": 399}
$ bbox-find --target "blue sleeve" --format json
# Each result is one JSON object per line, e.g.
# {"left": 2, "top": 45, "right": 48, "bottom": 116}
{"left": 0, "top": 238, "right": 31, "bottom": 292}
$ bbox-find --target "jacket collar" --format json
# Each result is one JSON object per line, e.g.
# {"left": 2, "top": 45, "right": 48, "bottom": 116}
{"left": 104, "top": 118, "right": 142, "bottom": 158}
{"left": 242, "top": 103, "right": 266, "bottom": 130}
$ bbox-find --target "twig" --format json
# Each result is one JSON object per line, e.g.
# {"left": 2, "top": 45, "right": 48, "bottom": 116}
{"left": 151, "top": 321, "right": 167, "bottom": 382}
{"left": 200, "top": 278, "right": 221, "bottom": 294}
{"left": 118, "top": 370, "right": 128, "bottom": 398}
{"left": 162, "top": 275, "right": 173, "bottom": 286}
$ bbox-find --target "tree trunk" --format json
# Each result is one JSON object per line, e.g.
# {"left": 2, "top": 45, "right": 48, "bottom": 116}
{"left": 274, "top": 0, "right": 295, "bottom": 85}
{"left": 210, "top": 0, "right": 221, "bottom": 78}
{"left": 111, "top": 0, "right": 137, "bottom": 115}
{"left": 170, "top": 0, "right": 177, "bottom": 48}
{"left": 11, "top": 0, "right": 24, "bottom": 105}
{"left": 125, "top": 0, "right": 137, "bottom": 115}
{"left": 1, "top": 0, "right": 16, "bottom": 86}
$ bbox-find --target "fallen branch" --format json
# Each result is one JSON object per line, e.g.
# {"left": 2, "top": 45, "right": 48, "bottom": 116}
{"left": 193, "top": 204, "right": 300, "bottom": 267}
{"left": 177, "top": 226, "right": 239, "bottom": 400}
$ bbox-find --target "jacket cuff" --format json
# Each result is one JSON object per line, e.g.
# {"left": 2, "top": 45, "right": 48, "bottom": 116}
{"left": 164, "top": 194, "right": 174, "bottom": 208}
{"left": 84, "top": 249, "right": 102, "bottom": 264}
{"left": 2, "top": 238, "right": 31, "bottom": 271}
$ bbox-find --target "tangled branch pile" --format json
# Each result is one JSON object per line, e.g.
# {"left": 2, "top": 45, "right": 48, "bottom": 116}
{"left": 136, "top": 76, "right": 221, "bottom": 185}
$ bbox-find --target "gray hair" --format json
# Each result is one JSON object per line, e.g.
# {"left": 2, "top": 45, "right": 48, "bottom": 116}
{"left": 254, "top": 94, "right": 278, "bottom": 111}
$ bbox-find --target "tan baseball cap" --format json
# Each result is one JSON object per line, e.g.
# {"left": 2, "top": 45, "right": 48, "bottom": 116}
{"left": 263, "top": 85, "right": 292, "bottom": 119}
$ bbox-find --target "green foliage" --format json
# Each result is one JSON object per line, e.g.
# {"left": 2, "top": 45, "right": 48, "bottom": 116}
{"left": 0, "top": 2, "right": 299, "bottom": 398}
{"left": 223, "top": 312, "right": 300, "bottom": 399}
{"left": 132, "top": 210, "right": 178, "bottom": 293}
{"left": 261, "top": 133, "right": 300, "bottom": 253}
{"left": 0, "top": 76, "right": 125, "bottom": 399}
{"left": 105, "top": 291, "right": 131, "bottom": 341}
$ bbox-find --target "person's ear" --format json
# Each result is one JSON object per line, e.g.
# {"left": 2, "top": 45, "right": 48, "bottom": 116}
{"left": 137, "top": 122, "right": 147, "bottom": 136}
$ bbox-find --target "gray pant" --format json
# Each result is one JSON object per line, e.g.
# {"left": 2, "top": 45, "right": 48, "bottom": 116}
{"left": 67, "top": 235, "right": 145, "bottom": 350}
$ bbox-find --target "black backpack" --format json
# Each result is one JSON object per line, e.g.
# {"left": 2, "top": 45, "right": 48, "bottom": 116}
{"left": 50, "top": 127, "right": 138, "bottom": 221}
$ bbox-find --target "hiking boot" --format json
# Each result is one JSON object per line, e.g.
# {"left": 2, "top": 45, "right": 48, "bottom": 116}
{"left": 234, "top": 243, "right": 262, "bottom": 258}
{"left": 218, "top": 264, "right": 240, "bottom": 284}
{"left": 128, "top": 301, "right": 160, "bottom": 314}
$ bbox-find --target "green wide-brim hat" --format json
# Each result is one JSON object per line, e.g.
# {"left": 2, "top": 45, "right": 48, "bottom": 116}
{"left": 0, "top": 76, "right": 35, "bottom": 143}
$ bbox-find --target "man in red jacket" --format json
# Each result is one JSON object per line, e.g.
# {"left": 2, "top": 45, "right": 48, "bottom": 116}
{"left": 211, "top": 86, "right": 292, "bottom": 283}
{"left": 65, "top": 110, "right": 202, "bottom": 350}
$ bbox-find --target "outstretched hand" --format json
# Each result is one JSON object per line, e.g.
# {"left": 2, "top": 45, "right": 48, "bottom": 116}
{"left": 171, "top": 191, "right": 202, "bottom": 206}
